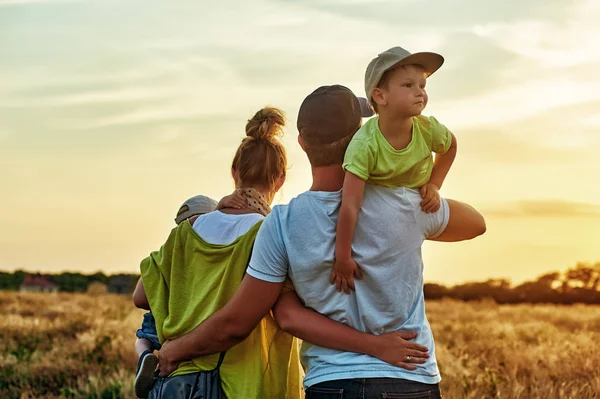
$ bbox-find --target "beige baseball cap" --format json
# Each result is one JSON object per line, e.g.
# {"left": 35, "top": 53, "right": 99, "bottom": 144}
{"left": 174, "top": 195, "right": 218, "bottom": 224}
{"left": 364, "top": 46, "right": 444, "bottom": 103}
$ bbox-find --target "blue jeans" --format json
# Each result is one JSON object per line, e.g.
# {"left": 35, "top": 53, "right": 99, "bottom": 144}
{"left": 135, "top": 312, "right": 161, "bottom": 351}
{"left": 305, "top": 378, "right": 442, "bottom": 399}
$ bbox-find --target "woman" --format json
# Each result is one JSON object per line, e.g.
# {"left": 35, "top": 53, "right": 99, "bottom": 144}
{"left": 135, "top": 107, "right": 301, "bottom": 398}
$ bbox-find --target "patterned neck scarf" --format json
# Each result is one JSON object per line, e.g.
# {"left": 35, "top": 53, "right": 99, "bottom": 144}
{"left": 238, "top": 187, "right": 272, "bottom": 216}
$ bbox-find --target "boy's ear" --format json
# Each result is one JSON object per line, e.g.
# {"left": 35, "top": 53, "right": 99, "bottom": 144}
{"left": 371, "top": 87, "right": 386, "bottom": 108}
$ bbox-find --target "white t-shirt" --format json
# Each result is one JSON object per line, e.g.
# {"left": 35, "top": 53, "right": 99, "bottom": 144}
{"left": 192, "top": 211, "right": 265, "bottom": 245}
{"left": 247, "top": 185, "right": 450, "bottom": 388}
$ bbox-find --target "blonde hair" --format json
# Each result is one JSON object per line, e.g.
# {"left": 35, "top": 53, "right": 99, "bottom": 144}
{"left": 232, "top": 107, "right": 287, "bottom": 193}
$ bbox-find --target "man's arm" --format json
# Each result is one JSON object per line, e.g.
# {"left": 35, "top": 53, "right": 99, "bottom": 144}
{"left": 272, "top": 290, "right": 430, "bottom": 370}
{"left": 158, "top": 275, "right": 283, "bottom": 376}
{"left": 429, "top": 199, "right": 486, "bottom": 242}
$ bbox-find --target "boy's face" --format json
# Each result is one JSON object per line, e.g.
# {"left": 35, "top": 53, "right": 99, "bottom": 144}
{"left": 377, "top": 65, "right": 428, "bottom": 117}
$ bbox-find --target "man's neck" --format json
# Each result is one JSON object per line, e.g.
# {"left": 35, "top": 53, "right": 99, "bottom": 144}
{"left": 309, "top": 164, "right": 345, "bottom": 192}
{"left": 378, "top": 113, "right": 413, "bottom": 141}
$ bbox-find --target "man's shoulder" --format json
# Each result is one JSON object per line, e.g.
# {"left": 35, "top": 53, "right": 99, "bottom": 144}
{"left": 268, "top": 193, "right": 308, "bottom": 221}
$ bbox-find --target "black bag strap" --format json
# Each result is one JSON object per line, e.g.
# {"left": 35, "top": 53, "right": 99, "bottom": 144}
{"left": 213, "top": 242, "right": 255, "bottom": 370}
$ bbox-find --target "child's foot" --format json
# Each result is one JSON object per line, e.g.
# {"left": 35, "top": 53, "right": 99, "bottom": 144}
{"left": 134, "top": 350, "right": 158, "bottom": 398}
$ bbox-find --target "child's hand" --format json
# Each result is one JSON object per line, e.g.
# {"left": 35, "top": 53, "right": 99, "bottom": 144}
{"left": 420, "top": 183, "right": 440, "bottom": 213}
{"left": 330, "top": 257, "right": 362, "bottom": 294}
{"left": 217, "top": 190, "right": 247, "bottom": 210}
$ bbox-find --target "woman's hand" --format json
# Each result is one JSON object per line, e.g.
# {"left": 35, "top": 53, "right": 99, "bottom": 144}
{"left": 157, "top": 340, "right": 180, "bottom": 377}
{"left": 217, "top": 189, "right": 247, "bottom": 210}
{"left": 369, "top": 331, "right": 430, "bottom": 370}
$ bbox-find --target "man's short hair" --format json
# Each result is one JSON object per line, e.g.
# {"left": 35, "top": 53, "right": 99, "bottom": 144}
{"left": 297, "top": 85, "right": 373, "bottom": 167}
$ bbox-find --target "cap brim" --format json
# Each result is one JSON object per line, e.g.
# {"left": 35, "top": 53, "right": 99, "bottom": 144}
{"left": 357, "top": 97, "right": 374, "bottom": 117}
{"left": 390, "top": 52, "right": 444, "bottom": 77}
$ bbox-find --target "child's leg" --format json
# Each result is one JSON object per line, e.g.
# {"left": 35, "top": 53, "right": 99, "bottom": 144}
{"left": 134, "top": 312, "right": 160, "bottom": 398}
{"left": 135, "top": 338, "right": 153, "bottom": 358}
{"left": 430, "top": 199, "right": 486, "bottom": 242}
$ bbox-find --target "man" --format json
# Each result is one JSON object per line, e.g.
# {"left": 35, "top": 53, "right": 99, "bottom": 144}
{"left": 158, "top": 85, "right": 486, "bottom": 398}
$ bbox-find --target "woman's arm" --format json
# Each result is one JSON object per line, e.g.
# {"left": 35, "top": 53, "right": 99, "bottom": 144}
{"left": 272, "top": 290, "right": 429, "bottom": 370}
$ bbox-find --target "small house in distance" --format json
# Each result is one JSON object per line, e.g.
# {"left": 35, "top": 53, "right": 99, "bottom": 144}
{"left": 20, "top": 274, "right": 58, "bottom": 293}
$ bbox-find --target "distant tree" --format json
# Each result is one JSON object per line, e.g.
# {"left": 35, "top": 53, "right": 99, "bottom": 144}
{"left": 51, "top": 273, "right": 89, "bottom": 292}
{"left": 535, "top": 272, "right": 561, "bottom": 290}
{"left": 565, "top": 263, "right": 600, "bottom": 290}
{"left": 424, "top": 283, "right": 449, "bottom": 299}
{"left": 89, "top": 272, "right": 108, "bottom": 284}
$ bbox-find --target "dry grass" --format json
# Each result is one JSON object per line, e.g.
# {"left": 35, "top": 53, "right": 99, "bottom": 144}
{"left": 428, "top": 299, "right": 600, "bottom": 398}
{"left": 1, "top": 292, "right": 599, "bottom": 398}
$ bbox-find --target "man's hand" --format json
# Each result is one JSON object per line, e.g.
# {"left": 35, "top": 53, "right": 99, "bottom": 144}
{"left": 157, "top": 340, "right": 180, "bottom": 377}
{"left": 370, "top": 331, "right": 430, "bottom": 370}
{"left": 420, "top": 183, "right": 441, "bottom": 213}
{"left": 330, "top": 257, "right": 362, "bottom": 294}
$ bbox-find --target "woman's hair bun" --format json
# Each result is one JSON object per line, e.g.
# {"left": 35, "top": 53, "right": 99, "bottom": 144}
{"left": 245, "top": 107, "right": 285, "bottom": 140}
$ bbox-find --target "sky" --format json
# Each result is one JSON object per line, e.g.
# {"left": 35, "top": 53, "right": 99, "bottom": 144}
{"left": 0, "top": 0, "right": 599, "bottom": 285}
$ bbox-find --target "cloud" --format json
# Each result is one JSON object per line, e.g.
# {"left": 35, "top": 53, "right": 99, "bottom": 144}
{"left": 456, "top": 128, "right": 583, "bottom": 165}
{"left": 482, "top": 200, "right": 600, "bottom": 218}
{"left": 472, "top": 0, "right": 600, "bottom": 68}
{"left": 0, "top": 0, "right": 77, "bottom": 5}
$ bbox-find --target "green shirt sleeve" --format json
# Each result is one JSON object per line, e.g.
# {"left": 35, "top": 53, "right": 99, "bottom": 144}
{"left": 429, "top": 116, "right": 452, "bottom": 154}
{"left": 342, "top": 137, "right": 375, "bottom": 181}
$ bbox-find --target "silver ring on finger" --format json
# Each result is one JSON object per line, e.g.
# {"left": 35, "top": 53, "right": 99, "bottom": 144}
{"left": 405, "top": 355, "right": 411, "bottom": 362}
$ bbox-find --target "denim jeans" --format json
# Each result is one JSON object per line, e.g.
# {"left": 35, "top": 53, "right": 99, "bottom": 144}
{"left": 305, "top": 378, "right": 442, "bottom": 399}
{"left": 135, "top": 312, "right": 161, "bottom": 351}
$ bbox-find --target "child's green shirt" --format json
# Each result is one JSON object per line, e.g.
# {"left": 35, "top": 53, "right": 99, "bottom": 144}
{"left": 343, "top": 115, "right": 452, "bottom": 188}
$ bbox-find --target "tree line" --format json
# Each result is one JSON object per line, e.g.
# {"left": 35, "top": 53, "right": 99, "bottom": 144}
{"left": 0, "top": 270, "right": 138, "bottom": 294}
{"left": 1, "top": 261, "right": 599, "bottom": 304}
{"left": 424, "top": 262, "right": 600, "bottom": 304}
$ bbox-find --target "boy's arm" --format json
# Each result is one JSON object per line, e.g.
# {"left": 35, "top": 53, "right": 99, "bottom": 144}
{"left": 332, "top": 171, "right": 366, "bottom": 293}
{"left": 429, "top": 133, "right": 457, "bottom": 189}
{"left": 132, "top": 278, "right": 150, "bottom": 310}
{"left": 157, "top": 275, "right": 284, "bottom": 376}
{"left": 421, "top": 133, "right": 457, "bottom": 213}
{"left": 272, "top": 290, "right": 430, "bottom": 370}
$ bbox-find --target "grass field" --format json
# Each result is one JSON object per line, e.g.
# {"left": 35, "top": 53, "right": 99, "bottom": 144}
{"left": 1, "top": 292, "right": 599, "bottom": 398}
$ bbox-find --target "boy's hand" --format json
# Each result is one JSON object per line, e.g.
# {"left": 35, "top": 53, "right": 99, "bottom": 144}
{"left": 420, "top": 183, "right": 441, "bottom": 213}
{"left": 330, "top": 257, "right": 362, "bottom": 294}
{"left": 217, "top": 190, "right": 247, "bottom": 210}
